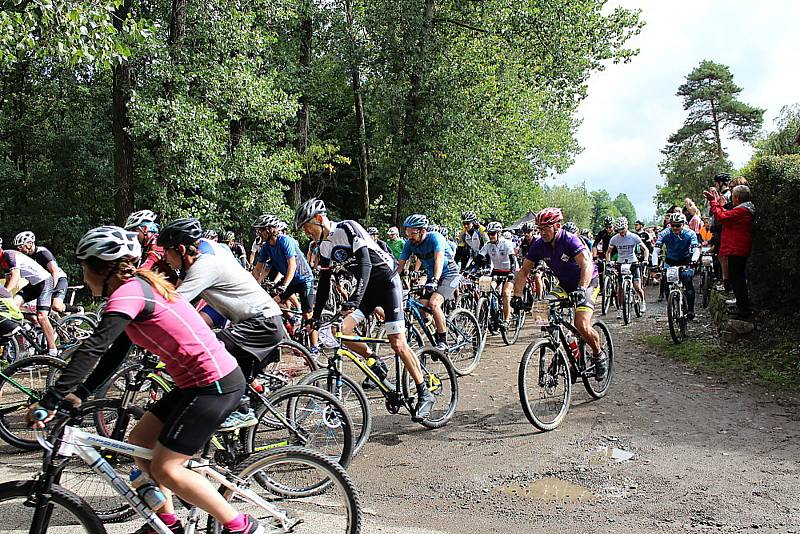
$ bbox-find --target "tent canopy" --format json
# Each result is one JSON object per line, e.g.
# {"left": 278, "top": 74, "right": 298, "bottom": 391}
{"left": 506, "top": 210, "right": 535, "bottom": 231}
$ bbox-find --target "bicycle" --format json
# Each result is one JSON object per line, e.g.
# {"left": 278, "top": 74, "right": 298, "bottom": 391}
{"left": 518, "top": 295, "right": 614, "bottom": 431}
{"left": 599, "top": 261, "right": 619, "bottom": 316}
{"left": 613, "top": 261, "right": 642, "bottom": 326}
{"left": 698, "top": 249, "right": 715, "bottom": 309}
{"left": 476, "top": 273, "right": 524, "bottom": 345}
{"left": 664, "top": 265, "right": 693, "bottom": 344}
{"left": 298, "top": 317, "right": 459, "bottom": 454}
{"left": 0, "top": 404, "right": 361, "bottom": 533}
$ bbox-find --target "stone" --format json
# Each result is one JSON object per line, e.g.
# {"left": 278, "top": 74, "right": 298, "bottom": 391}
{"left": 720, "top": 330, "right": 738, "bottom": 343}
{"left": 726, "top": 319, "right": 755, "bottom": 335}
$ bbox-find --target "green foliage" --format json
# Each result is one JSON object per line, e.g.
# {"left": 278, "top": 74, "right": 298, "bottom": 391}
{"left": 752, "top": 104, "right": 800, "bottom": 158}
{"left": 612, "top": 193, "right": 636, "bottom": 223}
{"left": 589, "top": 190, "right": 621, "bottom": 231}
{"left": 536, "top": 184, "right": 594, "bottom": 229}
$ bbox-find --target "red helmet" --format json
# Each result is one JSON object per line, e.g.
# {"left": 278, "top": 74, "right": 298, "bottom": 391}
{"left": 535, "top": 208, "right": 563, "bottom": 227}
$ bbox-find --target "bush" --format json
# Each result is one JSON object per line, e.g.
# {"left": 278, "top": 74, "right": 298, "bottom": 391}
{"left": 748, "top": 154, "right": 800, "bottom": 307}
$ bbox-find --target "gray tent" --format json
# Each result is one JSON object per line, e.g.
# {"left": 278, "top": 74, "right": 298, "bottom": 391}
{"left": 506, "top": 210, "right": 536, "bottom": 231}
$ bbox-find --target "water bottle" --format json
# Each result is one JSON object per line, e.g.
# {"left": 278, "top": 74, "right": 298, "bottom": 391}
{"left": 566, "top": 333, "right": 581, "bottom": 360}
{"left": 365, "top": 356, "right": 388, "bottom": 382}
{"left": 129, "top": 468, "right": 166, "bottom": 510}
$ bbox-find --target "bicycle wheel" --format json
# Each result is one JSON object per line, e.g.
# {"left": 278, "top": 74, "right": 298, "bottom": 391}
{"left": 297, "top": 370, "right": 372, "bottom": 456}
{"left": 260, "top": 339, "right": 318, "bottom": 388}
{"left": 0, "top": 354, "right": 65, "bottom": 450}
{"left": 56, "top": 313, "right": 96, "bottom": 349}
{"left": 518, "top": 339, "right": 571, "bottom": 431}
{"left": 701, "top": 269, "right": 711, "bottom": 308}
{"left": 601, "top": 276, "right": 613, "bottom": 315}
{"left": 1, "top": 336, "right": 20, "bottom": 365}
{"left": 208, "top": 446, "right": 362, "bottom": 534}
{"left": 633, "top": 290, "right": 643, "bottom": 318}
{"left": 0, "top": 480, "right": 105, "bottom": 533}
{"left": 580, "top": 320, "right": 615, "bottom": 399}
{"left": 476, "top": 296, "right": 490, "bottom": 336}
{"left": 400, "top": 347, "right": 458, "bottom": 429}
{"left": 621, "top": 279, "right": 631, "bottom": 325}
{"left": 446, "top": 308, "right": 483, "bottom": 375}
{"left": 248, "top": 385, "right": 354, "bottom": 469}
{"left": 667, "top": 291, "right": 685, "bottom": 344}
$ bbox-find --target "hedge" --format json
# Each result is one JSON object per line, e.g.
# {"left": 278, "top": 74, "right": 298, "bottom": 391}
{"left": 748, "top": 154, "right": 800, "bottom": 307}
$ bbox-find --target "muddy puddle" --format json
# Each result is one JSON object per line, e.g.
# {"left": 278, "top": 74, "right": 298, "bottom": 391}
{"left": 492, "top": 478, "right": 596, "bottom": 502}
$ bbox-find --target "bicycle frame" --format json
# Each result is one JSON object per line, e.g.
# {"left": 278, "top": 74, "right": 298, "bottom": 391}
{"left": 540, "top": 300, "right": 594, "bottom": 378}
{"left": 404, "top": 291, "right": 472, "bottom": 354}
{"left": 34, "top": 421, "right": 295, "bottom": 534}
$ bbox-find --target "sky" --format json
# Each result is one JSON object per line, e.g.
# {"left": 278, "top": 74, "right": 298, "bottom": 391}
{"left": 554, "top": 0, "right": 800, "bottom": 221}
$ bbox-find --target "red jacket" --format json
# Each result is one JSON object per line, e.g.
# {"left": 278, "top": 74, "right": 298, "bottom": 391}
{"left": 710, "top": 199, "right": 754, "bottom": 257}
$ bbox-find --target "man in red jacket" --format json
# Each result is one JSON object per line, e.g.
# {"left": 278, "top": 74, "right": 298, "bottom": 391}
{"left": 704, "top": 184, "right": 754, "bottom": 319}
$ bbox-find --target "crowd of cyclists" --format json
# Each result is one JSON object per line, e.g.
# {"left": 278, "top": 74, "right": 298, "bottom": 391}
{"left": 0, "top": 174, "right": 743, "bottom": 533}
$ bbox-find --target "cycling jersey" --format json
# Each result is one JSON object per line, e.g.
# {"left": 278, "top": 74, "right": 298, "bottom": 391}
{"left": 608, "top": 232, "right": 644, "bottom": 263}
{"left": 0, "top": 286, "right": 22, "bottom": 322}
{"left": 30, "top": 247, "right": 67, "bottom": 281}
{"left": 386, "top": 237, "right": 405, "bottom": 260}
{"left": 655, "top": 227, "right": 699, "bottom": 263}
{"left": 518, "top": 237, "right": 535, "bottom": 258}
{"left": 478, "top": 237, "right": 517, "bottom": 272}
{"left": 593, "top": 229, "right": 613, "bottom": 256}
{"left": 257, "top": 234, "right": 313, "bottom": 283}
{"left": 525, "top": 230, "right": 597, "bottom": 293}
{"left": 636, "top": 231, "right": 654, "bottom": 252}
{"left": 400, "top": 231, "right": 459, "bottom": 280}
{"left": 460, "top": 227, "right": 487, "bottom": 256}
{"left": 0, "top": 249, "right": 49, "bottom": 285}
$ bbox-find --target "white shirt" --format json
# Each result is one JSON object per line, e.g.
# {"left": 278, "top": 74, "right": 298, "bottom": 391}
{"left": 479, "top": 237, "right": 516, "bottom": 271}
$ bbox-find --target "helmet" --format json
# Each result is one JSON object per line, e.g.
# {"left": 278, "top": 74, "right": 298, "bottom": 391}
{"left": 276, "top": 220, "right": 288, "bottom": 232}
{"left": 502, "top": 231, "right": 512, "bottom": 240}
{"left": 387, "top": 226, "right": 399, "bottom": 237}
{"left": 403, "top": 214, "right": 429, "bottom": 229}
{"left": 486, "top": 221, "right": 503, "bottom": 233}
{"left": 535, "top": 208, "right": 563, "bottom": 227}
{"left": 202, "top": 229, "right": 218, "bottom": 240}
{"left": 76, "top": 226, "right": 141, "bottom": 262}
{"left": 603, "top": 215, "right": 614, "bottom": 227}
{"left": 613, "top": 217, "right": 628, "bottom": 231}
{"left": 157, "top": 218, "right": 203, "bottom": 248}
{"left": 252, "top": 214, "right": 277, "bottom": 228}
{"left": 461, "top": 211, "right": 478, "bottom": 224}
{"left": 669, "top": 212, "right": 686, "bottom": 225}
{"left": 714, "top": 172, "right": 732, "bottom": 184}
{"left": 635, "top": 220, "right": 644, "bottom": 226}
{"left": 563, "top": 222, "right": 578, "bottom": 234}
{"left": 223, "top": 231, "right": 235, "bottom": 242}
{"left": 580, "top": 228, "right": 591, "bottom": 237}
{"left": 428, "top": 224, "right": 440, "bottom": 233}
{"left": 13, "top": 231, "right": 36, "bottom": 247}
{"left": 294, "top": 198, "right": 327, "bottom": 229}
{"left": 440, "top": 228, "right": 449, "bottom": 237}
{"left": 366, "top": 226, "right": 379, "bottom": 235}
{"left": 521, "top": 222, "right": 534, "bottom": 233}
{"left": 124, "top": 209, "right": 157, "bottom": 230}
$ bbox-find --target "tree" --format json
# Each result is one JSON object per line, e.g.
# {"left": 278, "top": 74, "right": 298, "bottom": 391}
{"left": 590, "top": 190, "right": 620, "bottom": 231}
{"left": 612, "top": 193, "right": 636, "bottom": 223}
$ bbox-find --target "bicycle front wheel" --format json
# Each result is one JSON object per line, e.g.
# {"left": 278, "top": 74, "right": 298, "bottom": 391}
{"left": 0, "top": 479, "right": 105, "bottom": 533}
{"left": 401, "top": 347, "right": 459, "bottom": 429}
{"left": 518, "top": 340, "right": 571, "bottom": 431}
{"left": 446, "top": 308, "right": 483, "bottom": 375}
{"left": 0, "top": 354, "right": 65, "bottom": 450}
{"left": 208, "top": 446, "right": 362, "bottom": 534}
{"left": 621, "top": 279, "right": 631, "bottom": 325}
{"left": 667, "top": 291, "right": 685, "bottom": 344}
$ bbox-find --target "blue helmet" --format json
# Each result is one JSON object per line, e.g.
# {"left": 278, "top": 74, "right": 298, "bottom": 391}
{"left": 403, "top": 214, "right": 429, "bottom": 229}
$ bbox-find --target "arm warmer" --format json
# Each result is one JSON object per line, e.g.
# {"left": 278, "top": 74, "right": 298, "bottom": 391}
{"left": 312, "top": 258, "right": 333, "bottom": 320}
{"left": 346, "top": 246, "right": 372, "bottom": 308}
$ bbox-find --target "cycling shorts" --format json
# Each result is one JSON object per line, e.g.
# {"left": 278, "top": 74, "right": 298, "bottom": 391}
{"left": 550, "top": 277, "right": 600, "bottom": 313}
{"left": 435, "top": 273, "right": 461, "bottom": 301}
{"left": 148, "top": 368, "right": 246, "bottom": 456}
{"left": 17, "top": 278, "right": 54, "bottom": 312}
{"left": 216, "top": 313, "right": 286, "bottom": 373}
{"left": 283, "top": 278, "right": 315, "bottom": 313}
{"left": 616, "top": 263, "right": 641, "bottom": 282}
{"left": 351, "top": 273, "right": 405, "bottom": 335}
{"left": 0, "top": 317, "right": 22, "bottom": 338}
{"left": 52, "top": 277, "right": 69, "bottom": 301}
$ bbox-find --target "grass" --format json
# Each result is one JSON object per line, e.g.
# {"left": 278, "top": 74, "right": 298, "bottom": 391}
{"left": 641, "top": 332, "right": 800, "bottom": 392}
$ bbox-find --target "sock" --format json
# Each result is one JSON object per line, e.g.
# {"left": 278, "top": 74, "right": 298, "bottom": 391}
{"left": 435, "top": 332, "right": 446, "bottom": 344}
{"left": 48, "top": 349, "right": 58, "bottom": 356}
{"left": 416, "top": 382, "right": 427, "bottom": 396}
{"left": 156, "top": 512, "right": 178, "bottom": 526}
{"left": 224, "top": 513, "right": 249, "bottom": 532}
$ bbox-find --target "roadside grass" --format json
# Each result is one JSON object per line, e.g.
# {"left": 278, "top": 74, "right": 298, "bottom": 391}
{"left": 641, "top": 333, "right": 800, "bottom": 392}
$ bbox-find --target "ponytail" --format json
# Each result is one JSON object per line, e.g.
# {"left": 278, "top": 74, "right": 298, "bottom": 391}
{"left": 85, "top": 255, "right": 178, "bottom": 301}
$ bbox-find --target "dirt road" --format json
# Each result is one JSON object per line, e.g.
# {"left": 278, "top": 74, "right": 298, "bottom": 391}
{"left": 2, "top": 286, "right": 799, "bottom": 532}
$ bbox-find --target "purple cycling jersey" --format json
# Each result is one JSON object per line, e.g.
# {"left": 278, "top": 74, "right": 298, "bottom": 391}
{"left": 525, "top": 230, "right": 597, "bottom": 292}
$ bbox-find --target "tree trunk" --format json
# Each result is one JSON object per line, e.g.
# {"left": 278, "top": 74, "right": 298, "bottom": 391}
{"left": 290, "top": 12, "right": 312, "bottom": 207}
{"left": 229, "top": 119, "right": 247, "bottom": 153}
{"left": 343, "top": 0, "right": 370, "bottom": 221}
{"left": 169, "top": 0, "right": 189, "bottom": 45}
{"left": 394, "top": 0, "right": 435, "bottom": 225}
{"left": 710, "top": 101, "right": 723, "bottom": 161}
{"left": 112, "top": 0, "right": 135, "bottom": 225}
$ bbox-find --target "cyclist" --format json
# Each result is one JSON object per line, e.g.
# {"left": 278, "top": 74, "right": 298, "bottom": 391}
{"left": 580, "top": 228, "right": 594, "bottom": 249}
{"left": 652, "top": 212, "right": 700, "bottom": 320}
{"left": 14, "top": 231, "right": 70, "bottom": 313}
{"left": 385, "top": 226, "right": 405, "bottom": 260}
{"left": 27, "top": 226, "right": 264, "bottom": 534}
{"left": 517, "top": 222, "right": 544, "bottom": 300}
{"left": 512, "top": 208, "right": 608, "bottom": 380}
{"left": 203, "top": 229, "right": 219, "bottom": 242}
{"left": 440, "top": 227, "right": 457, "bottom": 254}
{"left": 592, "top": 215, "right": 614, "bottom": 261}
{"left": 367, "top": 226, "right": 391, "bottom": 254}
{"left": 455, "top": 211, "right": 486, "bottom": 271}
{"left": 474, "top": 221, "right": 517, "bottom": 325}
{"left": 634, "top": 220, "right": 653, "bottom": 253}
{"left": 224, "top": 231, "right": 248, "bottom": 267}
{"left": 0, "top": 285, "right": 23, "bottom": 342}
{"left": 398, "top": 214, "right": 462, "bottom": 351}
{"left": 606, "top": 217, "right": 649, "bottom": 314}
{"left": 124, "top": 209, "right": 177, "bottom": 284}
{"left": 295, "top": 198, "right": 435, "bottom": 421}
{"left": 158, "top": 218, "right": 286, "bottom": 429}
{"left": 0, "top": 239, "right": 58, "bottom": 356}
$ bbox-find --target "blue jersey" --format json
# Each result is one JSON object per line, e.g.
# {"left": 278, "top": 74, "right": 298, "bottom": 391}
{"left": 400, "top": 231, "right": 459, "bottom": 279}
{"left": 258, "top": 235, "right": 313, "bottom": 282}
{"left": 655, "top": 227, "right": 698, "bottom": 263}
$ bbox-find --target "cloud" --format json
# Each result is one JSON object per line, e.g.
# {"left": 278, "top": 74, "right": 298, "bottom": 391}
{"left": 555, "top": 0, "right": 800, "bottom": 221}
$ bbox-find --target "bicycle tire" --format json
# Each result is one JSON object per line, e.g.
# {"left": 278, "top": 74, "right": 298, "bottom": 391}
{"left": 580, "top": 320, "right": 615, "bottom": 399}
{"left": 601, "top": 276, "right": 613, "bottom": 315}
{"left": 0, "top": 354, "right": 65, "bottom": 450}
{"left": 247, "top": 384, "right": 354, "bottom": 469}
{"left": 208, "top": 446, "right": 362, "bottom": 534}
{"left": 701, "top": 270, "right": 711, "bottom": 308}
{"left": 1, "top": 336, "right": 20, "bottom": 364}
{"left": 621, "top": 279, "right": 631, "bottom": 325}
{"left": 476, "top": 296, "right": 490, "bottom": 337}
{"left": 260, "top": 339, "right": 318, "bottom": 388}
{"left": 400, "top": 347, "right": 458, "bottom": 429}
{"left": 297, "top": 369, "right": 372, "bottom": 456}
{"left": 667, "top": 291, "right": 684, "bottom": 344}
{"left": 0, "top": 479, "right": 105, "bottom": 534}
{"left": 446, "top": 308, "right": 483, "bottom": 375}
{"left": 518, "top": 339, "right": 571, "bottom": 431}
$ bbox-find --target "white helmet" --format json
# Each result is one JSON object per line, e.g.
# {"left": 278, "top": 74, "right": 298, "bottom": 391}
{"left": 13, "top": 231, "right": 36, "bottom": 247}
{"left": 387, "top": 226, "right": 399, "bottom": 237}
{"left": 76, "top": 226, "right": 142, "bottom": 262}
{"left": 486, "top": 221, "right": 503, "bottom": 233}
{"left": 124, "top": 209, "right": 157, "bottom": 230}
{"left": 669, "top": 212, "right": 686, "bottom": 225}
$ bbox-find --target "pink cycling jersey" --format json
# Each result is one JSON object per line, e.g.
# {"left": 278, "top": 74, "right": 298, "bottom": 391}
{"left": 104, "top": 278, "right": 238, "bottom": 389}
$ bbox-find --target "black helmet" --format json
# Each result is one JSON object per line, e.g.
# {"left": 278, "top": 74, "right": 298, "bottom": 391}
{"left": 603, "top": 215, "right": 614, "bottom": 227}
{"left": 223, "top": 231, "right": 235, "bottom": 242}
{"left": 521, "top": 222, "right": 534, "bottom": 233}
{"left": 157, "top": 218, "right": 203, "bottom": 248}
{"left": 714, "top": 172, "right": 731, "bottom": 184}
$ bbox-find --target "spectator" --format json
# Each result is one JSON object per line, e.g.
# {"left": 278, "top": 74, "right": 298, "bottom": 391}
{"left": 704, "top": 184, "right": 754, "bottom": 319}
{"left": 684, "top": 198, "right": 703, "bottom": 233}
{"left": 710, "top": 172, "right": 733, "bottom": 290}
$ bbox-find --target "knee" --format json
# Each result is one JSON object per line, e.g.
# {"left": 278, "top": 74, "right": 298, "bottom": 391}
{"left": 36, "top": 311, "right": 48, "bottom": 322}
{"left": 149, "top": 461, "right": 179, "bottom": 487}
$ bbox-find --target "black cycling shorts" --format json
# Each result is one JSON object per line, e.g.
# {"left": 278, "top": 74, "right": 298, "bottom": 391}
{"left": 52, "top": 277, "right": 69, "bottom": 301}
{"left": 352, "top": 273, "right": 405, "bottom": 335}
{"left": 216, "top": 313, "right": 287, "bottom": 373}
{"left": 17, "top": 279, "right": 54, "bottom": 312}
{"left": 148, "top": 369, "right": 245, "bottom": 456}
{"left": 282, "top": 279, "right": 315, "bottom": 313}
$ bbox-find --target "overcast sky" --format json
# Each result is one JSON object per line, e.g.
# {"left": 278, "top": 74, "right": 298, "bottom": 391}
{"left": 554, "top": 0, "right": 800, "bottom": 221}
